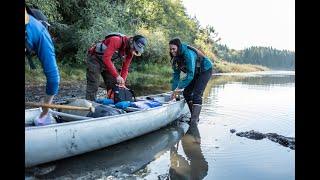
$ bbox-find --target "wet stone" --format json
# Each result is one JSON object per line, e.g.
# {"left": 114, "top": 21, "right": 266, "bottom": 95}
{"left": 236, "top": 130, "right": 295, "bottom": 150}
{"left": 230, "top": 129, "right": 236, "bottom": 133}
{"left": 236, "top": 130, "right": 266, "bottom": 140}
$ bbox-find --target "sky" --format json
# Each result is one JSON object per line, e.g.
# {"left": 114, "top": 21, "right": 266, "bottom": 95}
{"left": 181, "top": 0, "right": 295, "bottom": 51}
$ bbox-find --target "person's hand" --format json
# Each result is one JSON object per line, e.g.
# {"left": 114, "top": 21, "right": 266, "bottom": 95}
{"left": 170, "top": 88, "right": 182, "bottom": 100}
{"left": 116, "top": 76, "right": 125, "bottom": 86}
{"left": 33, "top": 113, "right": 56, "bottom": 126}
{"left": 39, "top": 95, "right": 54, "bottom": 118}
{"left": 174, "top": 88, "right": 182, "bottom": 95}
{"left": 170, "top": 91, "right": 176, "bottom": 100}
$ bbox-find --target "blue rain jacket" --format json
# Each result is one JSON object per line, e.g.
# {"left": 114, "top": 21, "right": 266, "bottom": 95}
{"left": 26, "top": 14, "right": 60, "bottom": 96}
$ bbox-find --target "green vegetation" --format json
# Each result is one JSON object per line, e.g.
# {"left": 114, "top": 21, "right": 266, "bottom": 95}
{"left": 26, "top": 0, "right": 279, "bottom": 86}
{"left": 217, "top": 45, "right": 295, "bottom": 70}
{"left": 25, "top": 58, "right": 269, "bottom": 85}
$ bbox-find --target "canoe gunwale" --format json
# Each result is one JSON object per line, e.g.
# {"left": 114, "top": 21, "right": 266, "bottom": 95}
{"left": 25, "top": 99, "right": 183, "bottom": 128}
{"left": 25, "top": 93, "right": 188, "bottom": 167}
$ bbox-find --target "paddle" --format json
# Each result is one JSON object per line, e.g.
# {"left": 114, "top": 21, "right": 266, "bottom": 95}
{"left": 25, "top": 102, "right": 95, "bottom": 113}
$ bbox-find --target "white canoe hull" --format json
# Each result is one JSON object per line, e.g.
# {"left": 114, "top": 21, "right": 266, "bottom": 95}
{"left": 25, "top": 93, "right": 188, "bottom": 167}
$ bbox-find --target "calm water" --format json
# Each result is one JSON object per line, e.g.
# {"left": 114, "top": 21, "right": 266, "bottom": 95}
{"left": 26, "top": 70, "right": 295, "bottom": 180}
{"left": 137, "top": 70, "right": 295, "bottom": 180}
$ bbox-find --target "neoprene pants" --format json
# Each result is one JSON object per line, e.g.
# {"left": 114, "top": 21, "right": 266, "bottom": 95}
{"left": 183, "top": 68, "right": 212, "bottom": 105}
{"left": 85, "top": 54, "right": 116, "bottom": 101}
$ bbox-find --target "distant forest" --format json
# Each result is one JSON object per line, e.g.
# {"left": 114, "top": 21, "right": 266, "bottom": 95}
{"left": 26, "top": 0, "right": 295, "bottom": 70}
{"left": 216, "top": 44, "right": 295, "bottom": 70}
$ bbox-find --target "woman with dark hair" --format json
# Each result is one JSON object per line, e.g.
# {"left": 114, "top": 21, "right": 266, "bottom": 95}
{"left": 169, "top": 37, "right": 213, "bottom": 124}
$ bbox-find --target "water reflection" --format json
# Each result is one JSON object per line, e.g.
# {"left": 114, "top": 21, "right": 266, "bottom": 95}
{"left": 128, "top": 71, "right": 295, "bottom": 99}
{"left": 169, "top": 124, "right": 208, "bottom": 180}
{"left": 25, "top": 123, "right": 189, "bottom": 179}
{"left": 132, "top": 71, "right": 294, "bottom": 180}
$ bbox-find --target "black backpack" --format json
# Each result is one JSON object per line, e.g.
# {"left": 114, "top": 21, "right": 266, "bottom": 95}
{"left": 25, "top": 5, "right": 51, "bottom": 69}
{"left": 109, "top": 85, "right": 136, "bottom": 104}
{"left": 186, "top": 45, "right": 205, "bottom": 74}
{"left": 173, "top": 45, "right": 205, "bottom": 74}
{"left": 94, "top": 32, "right": 125, "bottom": 62}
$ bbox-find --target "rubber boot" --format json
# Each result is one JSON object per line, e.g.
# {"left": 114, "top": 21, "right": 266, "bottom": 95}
{"left": 189, "top": 104, "right": 202, "bottom": 124}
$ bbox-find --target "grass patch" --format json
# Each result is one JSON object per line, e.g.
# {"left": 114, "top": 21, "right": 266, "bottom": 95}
{"left": 25, "top": 58, "right": 269, "bottom": 86}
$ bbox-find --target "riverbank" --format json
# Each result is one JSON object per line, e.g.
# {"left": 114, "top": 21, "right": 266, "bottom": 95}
{"left": 25, "top": 81, "right": 108, "bottom": 105}
{"left": 25, "top": 61, "right": 270, "bottom": 104}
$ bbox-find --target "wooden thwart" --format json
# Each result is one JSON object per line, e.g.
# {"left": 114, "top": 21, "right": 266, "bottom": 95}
{"left": 25, "top": 102, "right": 95, "bottom": 113}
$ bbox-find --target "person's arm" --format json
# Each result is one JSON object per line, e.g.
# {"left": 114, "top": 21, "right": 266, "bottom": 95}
{"left": 35, "top": 28, "right": 60, "bottom": 118}
{"left": 101, "top": 37, "right": 122, "bottom": 78}
{"left": 172, "top": 67, "right": 180, "bottom": 91}
{"left": 175, "top": 51, "right": 196, "bottom": 89}
{"left": 39, "top": 95, "right": 54, "bottom": 118}
{"left": 170, "top": 62, "right": 181, "bottom": 100}
{"left": 36, "top": 28, "right": 60, "bottom": 97}
{"left": 102, "top": 37, "right": 126, "bottom": 85}
{"left": 120, "top": 56, "right": 132, "bottom": 83}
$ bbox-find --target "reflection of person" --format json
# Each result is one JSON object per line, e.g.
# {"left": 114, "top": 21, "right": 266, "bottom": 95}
{"left": 85, "top": 34, "right": 147, "bottom": 101}
{"left": 169, "top": 37, "right": 213, "bottom": 124}
{"left": 169, "top": 124, "right": 208, "bottom": 179}
{"left": 25, "top": 6, "right": 60, "bottom": 125}
{"left": 169, "top": 144, "right": 191, "bottom": 179}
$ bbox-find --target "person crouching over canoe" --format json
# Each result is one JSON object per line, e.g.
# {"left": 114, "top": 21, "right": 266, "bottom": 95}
{"left": 85, "top": 33, "right": 147, "bottom": 101}
{"left": 169, "top": 37, "right": 213, "bottom": 125}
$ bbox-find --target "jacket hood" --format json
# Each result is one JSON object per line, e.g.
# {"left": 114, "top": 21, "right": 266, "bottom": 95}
{"left": 178, "top": 43, "right": 188, "bottom": 56}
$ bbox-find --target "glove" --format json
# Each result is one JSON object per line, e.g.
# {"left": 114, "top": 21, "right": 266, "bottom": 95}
{"left": 33, "top": 113, "right": 56, "bottom": 126}
{"left": 95, "top": 98, "right": 114, "bottom": 105}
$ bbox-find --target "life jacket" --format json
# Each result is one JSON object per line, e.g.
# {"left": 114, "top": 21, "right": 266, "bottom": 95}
{"left": 25, "top": 5, "right": 51, "bottom": 69}
{"left": 93, "top": 32, "right": 126, "bottom": 62}
{"left": 174, "top": 45, "right": 205, "bottom": 74}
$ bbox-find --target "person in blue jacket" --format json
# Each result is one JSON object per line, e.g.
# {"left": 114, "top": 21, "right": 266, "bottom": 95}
{"left": 169, "top": 37, "right": 213, "bottom": 124}
{"left": 25, "top": 7, "right": 60, "bottom": 125}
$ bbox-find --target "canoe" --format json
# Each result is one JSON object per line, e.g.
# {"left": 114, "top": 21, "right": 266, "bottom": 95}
{"left": 25, "top": 92, "right": 189, "bottom": 168}
{"left": 25, "top": 122, "right": 189, "bottom": 179}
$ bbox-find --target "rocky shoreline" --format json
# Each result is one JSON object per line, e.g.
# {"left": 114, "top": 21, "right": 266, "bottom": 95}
{"left": 25, "top": 81, "right": 107, "bottom": 105}
{"left": 234, "top": 130, "right": 295, "bottom": 150}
